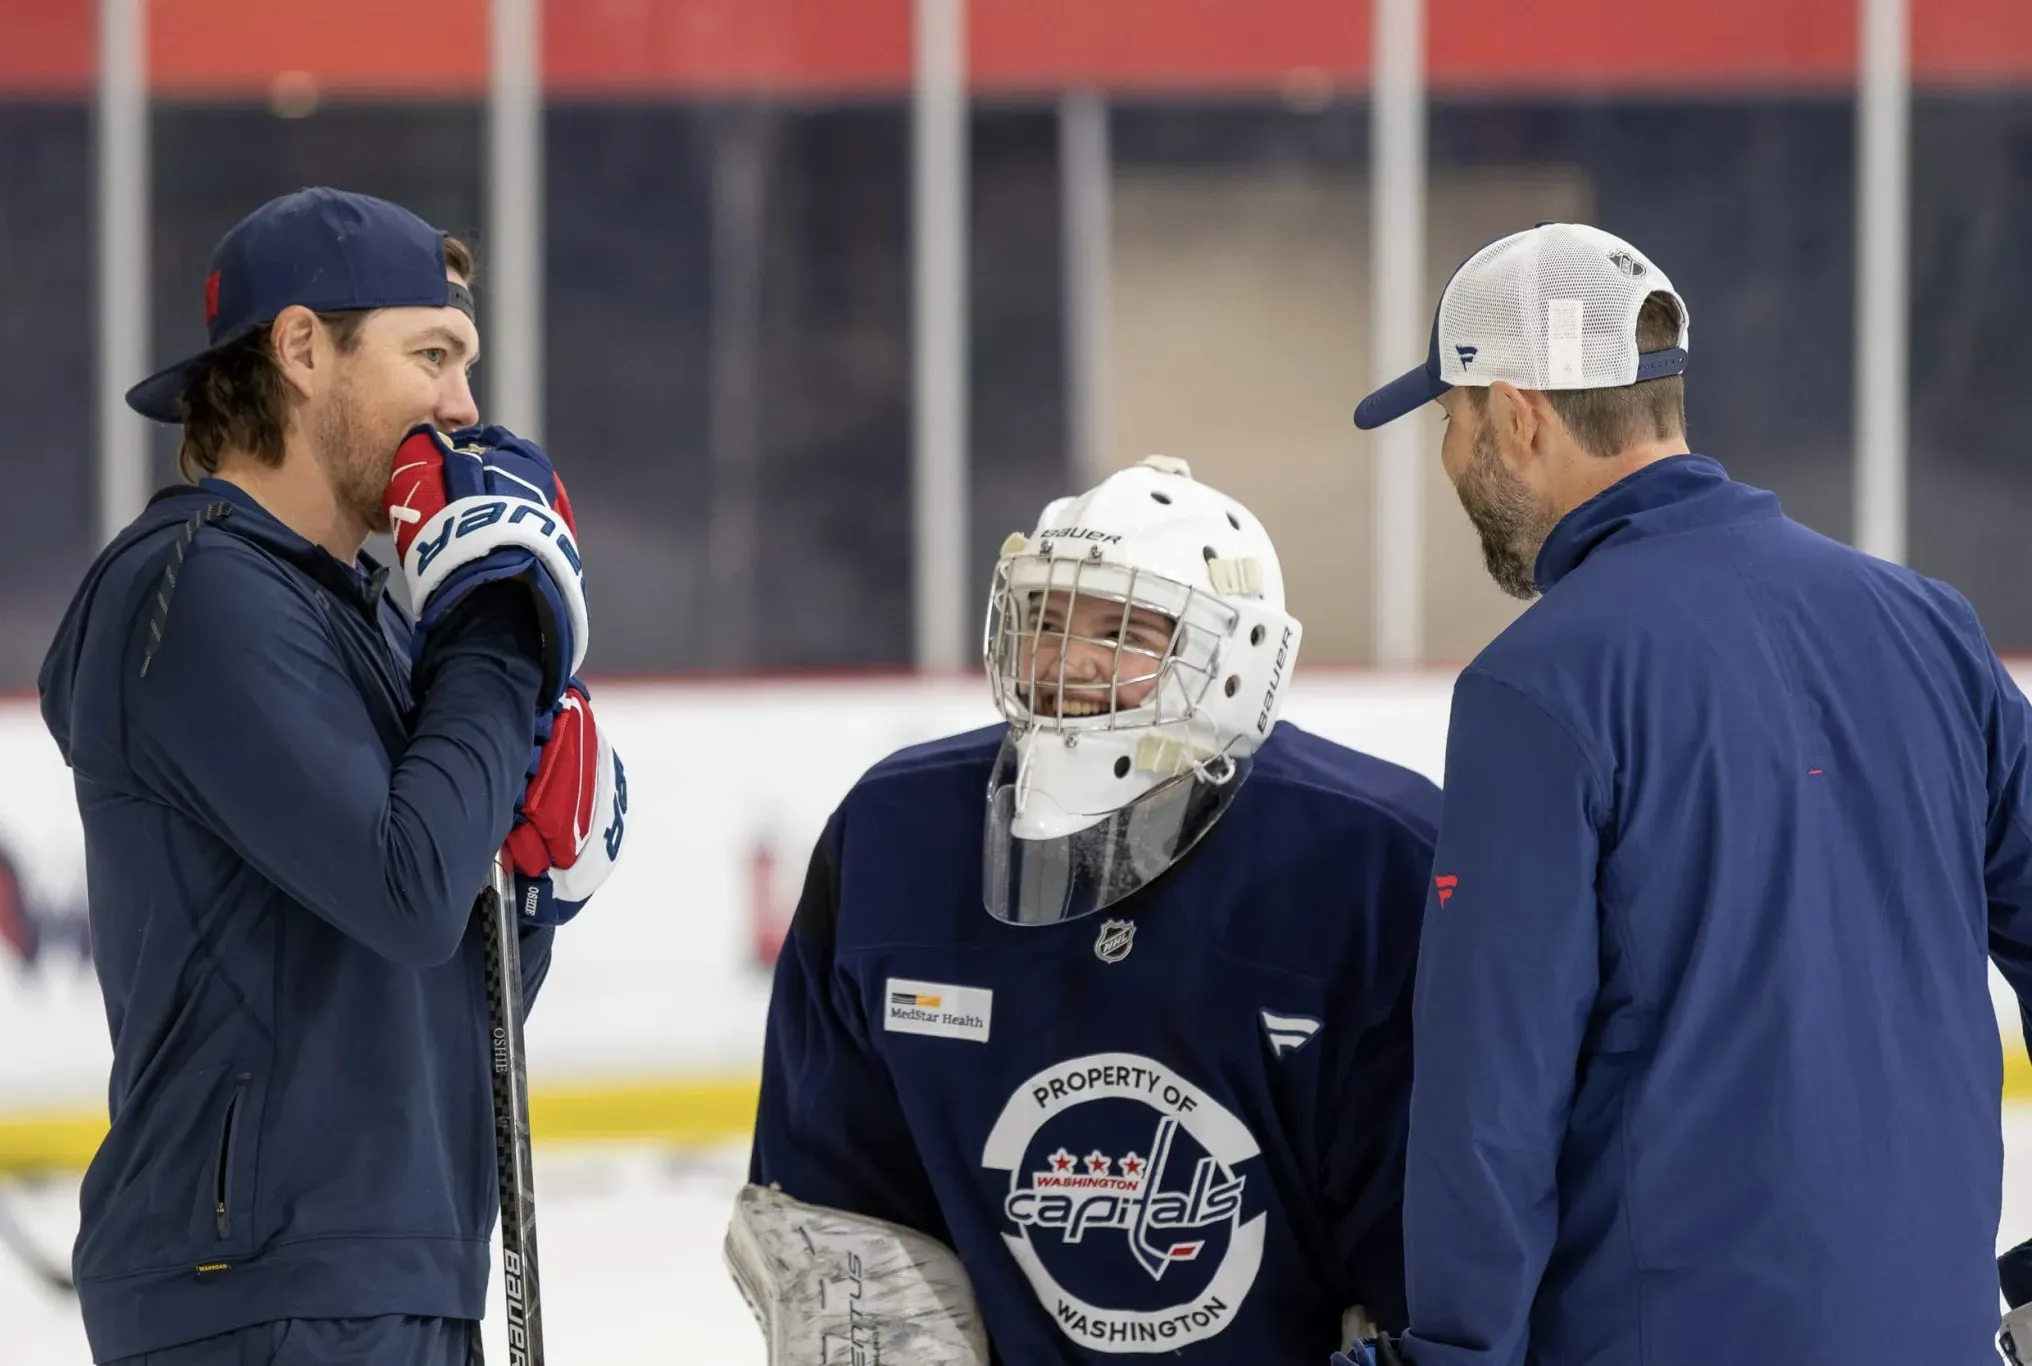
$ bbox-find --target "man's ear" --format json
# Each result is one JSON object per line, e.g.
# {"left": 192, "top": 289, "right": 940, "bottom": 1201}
{"left": 1485, "top": 381, "right": 1539, "bottom": 465}
{"left": 1489, "top": 381, "right": 1570, "bottom": 468}
{"left": 269, "top": 306, "right": 321, "bottom": 400}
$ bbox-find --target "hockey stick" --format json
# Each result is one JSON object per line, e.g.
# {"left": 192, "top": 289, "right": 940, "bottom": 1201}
{"left": 0, "top": 1184, "right": 72, "bottom": 1294}
{"left": 472, "top": 857, "right": 544, "bottom": 1366}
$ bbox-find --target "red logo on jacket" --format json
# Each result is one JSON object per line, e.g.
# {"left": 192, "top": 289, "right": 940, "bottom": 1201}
{"left": 1434, "top": 874, "right": 1457, "bottom": 907}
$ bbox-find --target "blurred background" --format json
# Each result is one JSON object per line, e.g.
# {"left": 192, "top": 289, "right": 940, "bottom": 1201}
{"left": 5, "top": 1, "right": 2032, "bottom": 1359}
{"left": 0, "top": 0, "right": 2027, "bottom": 687}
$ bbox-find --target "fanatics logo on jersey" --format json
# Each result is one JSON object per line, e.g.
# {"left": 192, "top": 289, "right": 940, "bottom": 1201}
{"left": 1094, "top": 919, "right": 1135, "bottom": 964}
{"left": 883, "top": 977, "right": 992, "bottom": 1044}
{"left": 1260, "top": 1011, "right": 1322, "bottom": 1058}
{"left": 982, "top": 1051, "right": 1265, "bottom": 1354}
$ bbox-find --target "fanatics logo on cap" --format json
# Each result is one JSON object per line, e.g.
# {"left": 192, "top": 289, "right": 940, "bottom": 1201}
{"left": 1434, "top": 874, "right": 1457, "bottom": 906}
{"left": 203, "top": 270, "right": 221, "bottom": 327}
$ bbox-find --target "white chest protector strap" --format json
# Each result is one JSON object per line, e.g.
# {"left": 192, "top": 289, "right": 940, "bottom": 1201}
{"left": 725, "top": 1182, "right": 991, "bottom": 1365}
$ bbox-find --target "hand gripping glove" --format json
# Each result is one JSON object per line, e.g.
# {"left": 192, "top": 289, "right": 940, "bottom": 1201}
{"left": 502, "top": 679, "right": 627, "bottom": 927}
{"left": 384, "top": 422, "right": 588, "bottom": 710}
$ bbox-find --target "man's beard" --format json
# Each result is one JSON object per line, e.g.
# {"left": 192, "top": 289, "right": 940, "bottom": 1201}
{"left": 310, "top": 373, "right": 402, "bottom": 539}
{"left": 1457, "top": 419, "right": 1554, "bottom": 602}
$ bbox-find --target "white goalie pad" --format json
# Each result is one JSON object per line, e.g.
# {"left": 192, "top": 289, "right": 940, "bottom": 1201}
{"left": 725, "top": 1182, "right": 990, "bottom": 1366}
{"left": 2003, "top": 1302, "right": 2032, "bottom": 1366}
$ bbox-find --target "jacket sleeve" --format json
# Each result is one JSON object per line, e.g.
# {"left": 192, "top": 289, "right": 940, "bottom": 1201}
{"left": 127, "top": 540, "right": 545, "bottom": 969}
{"left": 1981, "top": 643, "right": 2032, "bottom": 1060}
{"left": 748, "top": 817, "right": 946, "bottom": 1240}
{"left": 1318, "top": 804, "right": 1436, "bottom": 1336}
{"left": 1399, "top": 670, "right": 1607, "bottom": 1366}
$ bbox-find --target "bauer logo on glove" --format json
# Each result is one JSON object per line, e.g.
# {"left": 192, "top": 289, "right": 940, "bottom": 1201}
{"left": 384, "top": 422, "right": 590, "bottom": 710}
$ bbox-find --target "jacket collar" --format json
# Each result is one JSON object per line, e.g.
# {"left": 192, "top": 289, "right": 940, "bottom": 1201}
{"left": 1534, "top": 454, "right": 1782, "bottom": 592}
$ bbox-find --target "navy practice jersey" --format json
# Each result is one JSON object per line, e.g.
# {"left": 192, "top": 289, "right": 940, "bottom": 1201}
{"left": 750, "top": 721, "right": 1440, "bottom": 1363}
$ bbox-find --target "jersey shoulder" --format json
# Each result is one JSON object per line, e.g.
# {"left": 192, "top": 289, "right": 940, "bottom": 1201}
{"left": 1177, "top": 722, "right": 1439, "bottom": 996}
{"left": 1250, "top": 720, "right": 1441, "bottom": 849}
{"left": 829, "top": 723, "right": 1005, "bottom": 844}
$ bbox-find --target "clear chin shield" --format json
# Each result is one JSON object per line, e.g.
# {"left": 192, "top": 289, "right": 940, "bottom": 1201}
{"left": 980, "top": 541, "right": 1296, "bottom": 927}
{"left": 982, "top": 732, "right": 1248, "bottom": 926}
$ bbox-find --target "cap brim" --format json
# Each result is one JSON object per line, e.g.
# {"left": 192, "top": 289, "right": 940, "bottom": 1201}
{"left": 124, "top": 355, "right": 209, "bottom": 424}
{"left": 1353, "top": 364, "right": 1450, "bottom": 431}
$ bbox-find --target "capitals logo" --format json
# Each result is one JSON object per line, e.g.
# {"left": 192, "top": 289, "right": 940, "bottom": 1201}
{"left": 982, "top": 1052, "right": 1264, "bottom": 1353}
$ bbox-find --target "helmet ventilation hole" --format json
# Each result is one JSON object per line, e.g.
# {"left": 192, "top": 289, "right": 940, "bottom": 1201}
{"left": 1151, "top": 490, "right": 1172, "bottom": 505}
{"left": 1226, "top": 510, "right": 1242, "bottom": 529}
{"left": 1113, "top": 755, "right": 1131, "bottom": 778}
{"left": 1249, "top": 625, "right": 1265, "bottom": 646}
{"left": 1224, "top": 676, "right": 1240, "bottom": 698}
{"left": 1202, "top": 546, "right": 1217, "bottom": 563}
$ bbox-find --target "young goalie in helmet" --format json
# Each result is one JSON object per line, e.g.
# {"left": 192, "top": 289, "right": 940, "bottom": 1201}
{"left": 730, "top": 457, "right": 1440, "bottom": 1365}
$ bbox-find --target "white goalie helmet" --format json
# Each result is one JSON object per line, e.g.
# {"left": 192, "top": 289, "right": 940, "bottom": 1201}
{"left": 980, "top": 455, "right": 1303, "bottom": 925}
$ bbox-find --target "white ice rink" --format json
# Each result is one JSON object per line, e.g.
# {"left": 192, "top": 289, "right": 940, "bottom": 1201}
{"left": 15, "top": 1113, "right": 2032, "bottom": 1364}
{"left": 2, "top": 1141, "right": 769, "bottom": 1366}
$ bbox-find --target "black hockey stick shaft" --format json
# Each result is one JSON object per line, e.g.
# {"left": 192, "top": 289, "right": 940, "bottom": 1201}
{"left": 475, "top": 858, "right": 543, "bottom": 1365}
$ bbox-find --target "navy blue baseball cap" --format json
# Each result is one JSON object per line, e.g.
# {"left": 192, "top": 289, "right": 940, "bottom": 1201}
{"left": 125, "top": 186, "right": 476, "bottom": 424}
{"left": 1354, "top": 222, "right": 1688, "bottom": 431}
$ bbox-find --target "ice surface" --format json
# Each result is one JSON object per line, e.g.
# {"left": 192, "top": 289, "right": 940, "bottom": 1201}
{"left": 1, "top": 1141, "right": 767, "bottom": 1366}
{"left": 15, "top": 1113, "right": 2032, "bottom": 1364}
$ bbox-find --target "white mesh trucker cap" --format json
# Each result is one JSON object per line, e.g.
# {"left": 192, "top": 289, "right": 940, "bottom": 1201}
{"left": 1353, "top": 221, "right": 1690, "bottom": 430}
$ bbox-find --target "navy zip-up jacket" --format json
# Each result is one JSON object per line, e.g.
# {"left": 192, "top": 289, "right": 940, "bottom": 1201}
{"left": 37, "top": 477, "right": 554, "bottom": 1361}
{"left": 1400, "top": 454, "right": 2032, "bottom": 1366}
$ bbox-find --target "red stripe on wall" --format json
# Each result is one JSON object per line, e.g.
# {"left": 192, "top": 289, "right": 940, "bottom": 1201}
{"left": 967, "top": 0, "right": 1369, "bottom": 93}
{"left": 0, "top": 3, "right": 91, "bottom": 93}
{"left": 544, "top": 0, "right": 911, "bottom": 96}
{"left": 1427, "top": 0, "right": 1859, "bottom": 93}
{"left": 1915, "top": 0, "right": 2032, "bottom": 85}
{"left": 2, "top": 0, "right": 2030, "bottom": 97}
{"left": 149, "top": 0, "right": 488, "bottom": 98}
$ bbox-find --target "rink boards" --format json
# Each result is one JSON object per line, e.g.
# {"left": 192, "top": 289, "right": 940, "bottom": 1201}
{"left": 1, "top": 667, "right": 2027, "bottom": 1172}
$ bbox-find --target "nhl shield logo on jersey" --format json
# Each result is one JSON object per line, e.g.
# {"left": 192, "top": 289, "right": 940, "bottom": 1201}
{"left": 981, "top": 1051, "right": 1265, "bottom": 1353}
{"left": 1094, "top": 918, "right": 1135, "bottom": 964}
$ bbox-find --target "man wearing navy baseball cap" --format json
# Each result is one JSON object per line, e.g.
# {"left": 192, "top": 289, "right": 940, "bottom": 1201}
{"left": 1335, "top": 222, "right": 2032, "bottom": 1366}
{"left": 37, "top": 187, "right": 629, "bottom": 1363}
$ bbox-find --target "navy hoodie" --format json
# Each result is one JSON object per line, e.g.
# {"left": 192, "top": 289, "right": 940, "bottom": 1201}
{"left": 1400, "top": 454, "right": 2032, "bottom": 1366}
{"left": 37, "top": 478, "right": 554, "bottom": 1361}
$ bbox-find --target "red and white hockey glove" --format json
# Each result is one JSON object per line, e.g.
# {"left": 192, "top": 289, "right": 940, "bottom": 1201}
{"left": 502, "top": 680, "right": 627, "bottom": 927}
{"left": 383, "top": 422, "right": 589, "bottom": 712}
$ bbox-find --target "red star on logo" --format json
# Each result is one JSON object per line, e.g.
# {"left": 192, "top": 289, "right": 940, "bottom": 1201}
{"left": 1120, "top": 1152, "right": 1144, "bottom": 1177}
{"left": 1050, "top": 1148, "right": 1075, "bottom": 1173}
{"left": 1085, "top": 1150, "right": 1112, "bottom": 1175}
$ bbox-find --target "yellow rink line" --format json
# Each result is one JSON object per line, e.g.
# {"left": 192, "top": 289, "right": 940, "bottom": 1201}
{"left": 0, "top": 1075, "right": 764, "bottom": 1176}
{"left": 6, "top": 1052, "right": 2032, "bottom": 1175}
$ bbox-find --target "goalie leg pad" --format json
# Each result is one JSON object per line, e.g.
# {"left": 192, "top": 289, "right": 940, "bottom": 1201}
{"left": 724, "top": 1182, "right": 990, "bottom": 1366}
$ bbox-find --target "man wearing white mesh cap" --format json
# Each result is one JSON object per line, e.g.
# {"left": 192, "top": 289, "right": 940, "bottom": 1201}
{"left": 1341, "top": 221, "right": 2032, "bottom": 1366}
